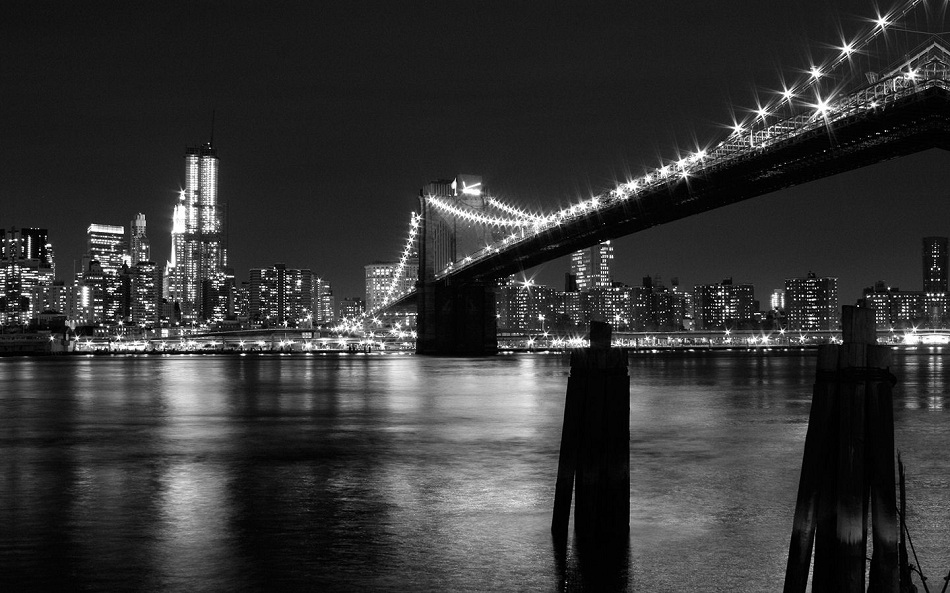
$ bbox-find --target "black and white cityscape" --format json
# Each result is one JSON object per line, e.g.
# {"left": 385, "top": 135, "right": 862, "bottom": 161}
{"left": 4, "top": 1, "right": 950, "bottom": 592}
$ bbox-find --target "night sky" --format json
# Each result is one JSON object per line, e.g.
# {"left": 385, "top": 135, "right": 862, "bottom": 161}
{"left": 5, "top": 1, "right": 950, "bottom": 304}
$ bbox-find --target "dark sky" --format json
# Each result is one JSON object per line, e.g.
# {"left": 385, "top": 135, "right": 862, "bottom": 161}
{"left": 4, "top": 0, "right": 950, "bottom": 303}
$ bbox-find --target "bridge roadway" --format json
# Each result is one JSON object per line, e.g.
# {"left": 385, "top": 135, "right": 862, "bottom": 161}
{"left": 429, "top": 87, "right": 950, "bottom": 289}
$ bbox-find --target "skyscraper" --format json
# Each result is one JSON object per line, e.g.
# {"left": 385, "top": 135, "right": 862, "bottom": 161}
{"left": 248, "top": 264, "right": 314, "bottom": 327}
{"left": 130, "top": 213, "right": 150, "bottom": 265}
{"left": 166, "top": 142, "right": 228, "bottom": 323}
{"left": 571, "top": 241, "right": 614, "bottom": 292}
{"left": 0, "top": 228, "right": 55, "bottom": 325}
{"left": 922, "top": 236, "right": 948, "bottom": 293}
{"left": 87, "top": 224, "right": 126, "bottom": 276}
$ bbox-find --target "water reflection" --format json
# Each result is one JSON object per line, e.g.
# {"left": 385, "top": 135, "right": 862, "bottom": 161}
{"left": 0, "top": 352, "right": 947, "bottom": 591}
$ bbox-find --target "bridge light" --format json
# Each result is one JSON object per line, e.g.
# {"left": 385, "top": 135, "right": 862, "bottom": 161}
{"left": 840, "top": 42, "right": 854, "bottom": 56}
{"left": 731, "top": 124, "right": 744, "bottom": 136}
{"left": 781, "top": 88, "right": 794, "bottom": 102}
{"left": 905, "top": 69, "right": 918, "bottom": 81}
{"left": 755, "top": 106, "right": 768, "bottom": 119}
{"left": 810, "top": 66, "right": 823, "bottom": 80}
{"left": 875, "top": 15, "right": 889, "bottom": 29}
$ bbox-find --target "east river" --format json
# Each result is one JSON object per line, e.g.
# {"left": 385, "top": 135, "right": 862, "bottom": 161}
{"left": 1, "top": 351, "right": 948, "bottom": 592}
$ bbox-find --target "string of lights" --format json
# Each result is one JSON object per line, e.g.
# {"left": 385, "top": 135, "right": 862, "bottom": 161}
{"left": 426, "top": 195, "right": 531, "bottom": 228}
{"left": 375, "top": 212, "right": 421, "bottom": 311}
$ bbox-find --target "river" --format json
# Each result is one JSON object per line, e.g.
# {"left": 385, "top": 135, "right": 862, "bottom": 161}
{"left": 1, "top": 351, "right": 947, "bottom": 591}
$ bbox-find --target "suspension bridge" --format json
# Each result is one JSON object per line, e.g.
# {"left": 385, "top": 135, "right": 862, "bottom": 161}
{"left": 371, "top": 0, "right": 950, "bottom": 355}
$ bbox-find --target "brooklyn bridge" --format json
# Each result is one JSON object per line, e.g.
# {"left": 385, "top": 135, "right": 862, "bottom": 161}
{"left": 351, "top": 0, "right": 950, "bottom": 355}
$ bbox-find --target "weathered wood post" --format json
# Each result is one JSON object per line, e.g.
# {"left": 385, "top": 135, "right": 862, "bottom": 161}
{"left": 783, "top": 305, "right": 899, "bottom": 593}
{"left": 552, "top": 321, "right": 630, "bottom": 539}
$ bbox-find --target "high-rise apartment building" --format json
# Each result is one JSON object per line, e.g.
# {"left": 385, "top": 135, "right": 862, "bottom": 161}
{"left": 923, "top": 236, "right": 948, "bottom": 293}
{"left": 571, "top": 241, "right": 613, "bottom": 292}
{"left": 166, "top": 142, "right": 228, "bottom": 323}
{"left": 785, "top": 272, "right": 838, "bottom": 331}
{"left": 248, "top": 264, "right": 314, "bottom": 327}
{"left": 692, "top": 278, "right": 756, "bottom": 330}
{"left": 314, "top": 277, "right": 335, "bottom": 324}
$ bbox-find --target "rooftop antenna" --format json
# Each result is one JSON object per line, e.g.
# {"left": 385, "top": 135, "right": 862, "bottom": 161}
{"left": 209, "top": 109, "right": 215, "bottom": 148}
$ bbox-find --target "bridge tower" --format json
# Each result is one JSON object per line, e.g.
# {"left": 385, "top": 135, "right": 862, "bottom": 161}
{"left": 416, "top": 175, "right": 499, "bottom": 355}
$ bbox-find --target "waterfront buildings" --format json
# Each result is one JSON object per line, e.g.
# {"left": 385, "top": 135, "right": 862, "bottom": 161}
{"left": 0, "top": 228, "right": 55, "bottom": 325}
{"left": 314, "top": 278, "right": 335, "bottom": 324}
{"left": 495, "top": 277, "right": 562, "bottom": 332}
{"left": 785, "top": 272, "right": 838, "bottom": 331}
{"left": 339, "top": 297, "right": 364, "bottom": 320}
{"left": 165, "top": 142, "right": 229, "bottom": 323}
{"left": 692, "top": 278, "right": 756, "bottom": 330}
{"left": 248, "top": 263, "right": 314, "bottom": 327}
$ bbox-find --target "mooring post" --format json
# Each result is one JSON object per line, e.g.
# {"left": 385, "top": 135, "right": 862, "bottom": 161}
{"left": 551, "top": 321, "right": 630, "bottom": 539}
{"left": 784, "top": 304, "right": 900, "bottom": 593}
{"left": 784, "top": 344, "right": 838, "bottom": 592}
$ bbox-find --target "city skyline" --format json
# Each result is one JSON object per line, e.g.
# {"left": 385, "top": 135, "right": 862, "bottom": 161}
{"left": 7, "top": 2, "right": 950, "bottom": 301}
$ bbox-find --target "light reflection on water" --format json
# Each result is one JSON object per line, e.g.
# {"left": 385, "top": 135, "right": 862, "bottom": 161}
{"left": 0, "top": 352, "right": 947, "bottom": 592}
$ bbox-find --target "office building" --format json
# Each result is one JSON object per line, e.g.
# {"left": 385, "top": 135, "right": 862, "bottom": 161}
{"left": 571, "top": 241, "right": 614, "bottom": 292}
{"left": 365, "top": 259, "right": 418, "bottom": 312}
{"left": 166, "top": 142, "right": 228, "bottom": 322}
{"left": 130, "top": 213, "right": 150, "bottom": 264}
{"left": 130, "top": 261, "right": 160, "bottom": 326}
{"left": 785, "top": 272, "right": 838, "bottom": 331}
{"left": 87, "top": 224, "right": 126, "bottom": 276}
{"left": 0, "top": 228, "right": 55, "bottom": 325}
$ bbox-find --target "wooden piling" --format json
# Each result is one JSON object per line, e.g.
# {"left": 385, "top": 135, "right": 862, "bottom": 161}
{"left": 784, "top": 305, "right": 900, "bottom": 592}
{"left": 784, "top": 345, "right": 838, "bottom": 593}
{"left": 552, "top": 321, "right": 630, "bottom": 539}
{"left": 836, "top": 341, "right": 869, "bottom": 593}
{"left": 868, "top": 342, "right": 898, "bottom": 593}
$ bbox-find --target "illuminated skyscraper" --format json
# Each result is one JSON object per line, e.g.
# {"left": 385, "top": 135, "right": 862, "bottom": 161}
{"left": 130, "top": 213, "right": 150, "bottom": 265}
{"left": 248, "top": 263, "right": 313, "bottom": 327}
{"left": 0, "top": 228, "right": 55, "bottom": 325}
{"left": 922, "top": 236, "right": 948, "bottom": 293}
{"left": 87, "top": 224, "right": 126, "bottom": 276}
{"left": 166, "top": 142, "right": 228, "bottom": 322}
{"left": 571, "top": 241, "right": 614, "bottom": 292}
{"left": 314, "top": 277, "right": 335, "bottom": 325}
